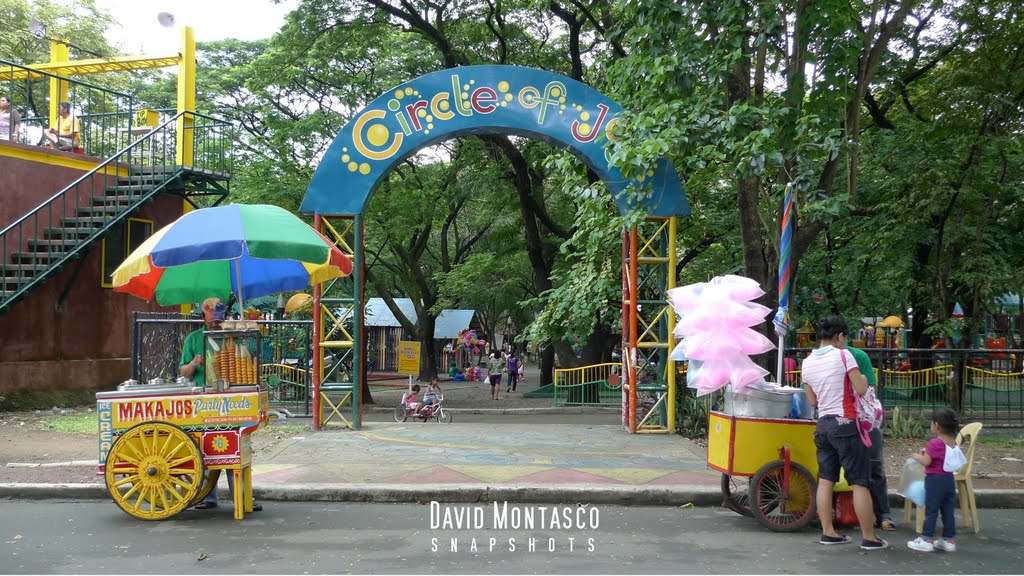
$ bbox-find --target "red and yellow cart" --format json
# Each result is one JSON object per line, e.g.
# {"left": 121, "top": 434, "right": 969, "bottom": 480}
{"left": 96, "top": 329, "right": 269, "bottom": 521}
{"left": 708, "top": 410, "right": 818, "bottom": 531}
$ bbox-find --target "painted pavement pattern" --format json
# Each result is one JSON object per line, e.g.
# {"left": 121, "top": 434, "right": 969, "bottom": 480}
{"left": 250, "top": 423, "right": 718, "bottom": 487}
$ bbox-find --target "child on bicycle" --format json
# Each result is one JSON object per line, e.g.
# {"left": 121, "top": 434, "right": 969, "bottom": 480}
{"left": 423, "top": 378, "right": 442, "bottom": 409}
{"left": 402, "top": 383, "right": 423, "bottom": 416}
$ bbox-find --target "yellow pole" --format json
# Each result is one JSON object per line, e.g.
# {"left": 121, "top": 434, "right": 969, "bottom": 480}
{"left": 175, "top": 26, "right": 195, "bottom": 167}
{"left": 666, "top": 216, "right": 678, "bottom": 428}
{"left": 177, "top": 26, "right": 196, "bottom": 315}
{"left": 48, "top": 41, "right": 69, "bottom": 128}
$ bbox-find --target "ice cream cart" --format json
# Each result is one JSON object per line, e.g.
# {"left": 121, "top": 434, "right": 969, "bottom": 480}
{"left": 96, "top": 328, "right": 269, "bottom": 521}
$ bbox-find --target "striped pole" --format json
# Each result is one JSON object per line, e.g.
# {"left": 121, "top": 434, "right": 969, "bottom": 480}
{"left": 774, "top": 183, "right": 794, "bottom": 384}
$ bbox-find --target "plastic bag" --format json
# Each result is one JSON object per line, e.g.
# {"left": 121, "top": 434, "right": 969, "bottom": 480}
{"left": 897, "top": 457, "right": 926, "bottom": 506}
{"left": 944, "top": 444, "right": 967, "bottom": 473}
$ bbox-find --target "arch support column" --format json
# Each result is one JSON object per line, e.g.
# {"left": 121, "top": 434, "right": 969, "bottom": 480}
{"left": 313, "top": 214, "right": 363, "bottom": 430}
{"left": 622, "top": 217, "right": 677, "bottom": 433}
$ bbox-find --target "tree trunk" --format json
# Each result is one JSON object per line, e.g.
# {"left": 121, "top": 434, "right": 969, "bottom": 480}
{"left": 540, "top": 345, "right": 555, "bottom": 386}
{"left": 478, "top": 134, "right": 561, "bottom": 386}
{"left": 417, "top": 315, "right": 438, "bottom": 381}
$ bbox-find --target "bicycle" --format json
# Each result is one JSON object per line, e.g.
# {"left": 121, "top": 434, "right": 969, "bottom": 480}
{"left": 393, "top": 394, "right": 452, "bottom": 423}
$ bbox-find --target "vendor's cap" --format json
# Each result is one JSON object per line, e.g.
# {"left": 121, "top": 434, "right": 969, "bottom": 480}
{"left": 202, "top": 297, "right": 226, "bottom": 320}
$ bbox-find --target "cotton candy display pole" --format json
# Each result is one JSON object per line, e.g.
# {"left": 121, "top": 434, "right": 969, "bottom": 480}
{"left": 667, "top": 275, "right": 775, "bottom": 396}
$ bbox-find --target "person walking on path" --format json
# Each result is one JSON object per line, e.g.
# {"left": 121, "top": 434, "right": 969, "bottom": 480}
{"left": 488, "top": 350, "right": 504, "bottom": 400}
{"left": 845, "top": 343, "right": 896, "bottom": 531}
{"left": 506, "top": 350, "right": 520, "bottom": 393}
{"left": 907, "top": 408, "right": 966, "bottom": 553}
{"left": 801, "top": 315, "right": 887, "bottom": 551}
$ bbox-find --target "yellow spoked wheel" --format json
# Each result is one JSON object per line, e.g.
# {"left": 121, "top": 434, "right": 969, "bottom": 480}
{"left": 189, "top": 469, "right": 222, "bottom": 508}
{"left": 105, "top": 422, "right": 204, "bottom": 520}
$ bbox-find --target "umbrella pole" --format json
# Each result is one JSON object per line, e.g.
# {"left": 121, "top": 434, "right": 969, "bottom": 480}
{"left": 776, "top": 332, "right": 785, "bottom": 385}
{"left": 235, "top": 258, "right": 245, "bottom": 317}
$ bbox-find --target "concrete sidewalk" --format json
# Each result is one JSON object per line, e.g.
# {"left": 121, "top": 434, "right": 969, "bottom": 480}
{"left": 3, "top": 421, "right": 1023, "bottom": 508}
{"left": 254, "top": 422, "right": 712, "bottom": 487}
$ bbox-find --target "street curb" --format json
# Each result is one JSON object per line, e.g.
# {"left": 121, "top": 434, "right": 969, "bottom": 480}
{"left": 253, "top": 484, "right": 724, "bottom": 506}
{"left": 2, "top": 483, "right": 1024, "bottom": 508}
{"left": 0, "top": 483, "right": 107, "bottom": 500}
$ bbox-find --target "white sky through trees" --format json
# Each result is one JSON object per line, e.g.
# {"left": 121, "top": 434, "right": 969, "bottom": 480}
{"left": 94, "top": 0, "right": 298, "bottom": 55}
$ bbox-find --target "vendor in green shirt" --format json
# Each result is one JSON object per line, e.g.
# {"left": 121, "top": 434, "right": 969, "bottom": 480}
{"left": 845, "top": 343, "right": 897, "bottom": 531}
{"left": 179, "top": 297, "right": 225, "bottom": 385}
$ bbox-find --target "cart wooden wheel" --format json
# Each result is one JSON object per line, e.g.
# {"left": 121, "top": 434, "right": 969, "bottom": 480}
{"left": 105, "top": 422, "right": 204, "bottom": 520}
{"left": 720, "top": 473, "right": 753, "bottom": 517}
{"left": 750, "top": 460, "right": 816, "bottom": 532}
{"left": 189, "top": 469, "right": 222, "bottom": 508}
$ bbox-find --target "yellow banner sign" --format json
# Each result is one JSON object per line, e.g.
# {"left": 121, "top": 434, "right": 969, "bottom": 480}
{"left": 110, "top": 392, "right": 262, "bottom": 428}
{"left": 397, "top": 341, "right": 420, "bottom": 375}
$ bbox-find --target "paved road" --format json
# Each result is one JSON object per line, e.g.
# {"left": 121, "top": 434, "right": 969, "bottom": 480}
{"left": 1, "top": 501, "right": 1021, "bottom": 574}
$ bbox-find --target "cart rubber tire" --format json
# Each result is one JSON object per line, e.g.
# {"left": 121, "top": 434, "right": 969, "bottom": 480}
{"left": 437, "top": 409, "right": 452, "bottom": 423}
{"left": 720, "top": 473, "right": 753, "bottom": 517}
{"left": 189, "top": 468, "right": 222, "bottom": 508}
{"left": 750, "top": 460, "right": 816, "bottom": 532}
{"left": 105, "top": 422, "right": 204, "bottom": 521}
{"left": 393, "top": 406, "right": 408, "bottom": 422}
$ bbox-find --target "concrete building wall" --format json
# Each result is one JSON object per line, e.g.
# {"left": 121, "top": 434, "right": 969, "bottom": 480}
{"left": 0, "top": 144, "right": 182, "bottom": 396}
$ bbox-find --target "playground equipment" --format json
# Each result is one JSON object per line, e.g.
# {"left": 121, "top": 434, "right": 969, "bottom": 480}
{"left": 97, "top": 329, "right": 269, "bottom": 521}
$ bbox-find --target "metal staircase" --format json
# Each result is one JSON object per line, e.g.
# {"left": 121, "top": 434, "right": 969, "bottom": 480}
{"left": 0, "top": 111, "right": 233, "bottom": 314}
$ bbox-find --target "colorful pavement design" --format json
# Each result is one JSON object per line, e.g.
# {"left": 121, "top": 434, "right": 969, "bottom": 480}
{"left": 251, "top": 423, "right": 720, "bottom": 486}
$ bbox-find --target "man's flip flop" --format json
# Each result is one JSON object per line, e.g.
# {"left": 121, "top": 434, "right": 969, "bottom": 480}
{"left": 194, "top": 501, "right": 218, "bottom": 510}
{"left": 252, "top": 502, "right": 263, "bottom": 512}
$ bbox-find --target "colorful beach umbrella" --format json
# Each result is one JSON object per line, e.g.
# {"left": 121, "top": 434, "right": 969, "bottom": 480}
{"left": 111, "top": 204, "right": 353, "bottom": 306}
{"left": 773, "top": 183, "right": 794, "bottom": 334}
{"left": 774, "top": 183, "right": 794, "bottom": 384}
{"left": 285, "top": 293, "right": 313, "bottom": 314}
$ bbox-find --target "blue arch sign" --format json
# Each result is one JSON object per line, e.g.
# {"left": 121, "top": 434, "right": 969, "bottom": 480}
{"left": 300, "top": 65, "right": 689, "bottom": 217}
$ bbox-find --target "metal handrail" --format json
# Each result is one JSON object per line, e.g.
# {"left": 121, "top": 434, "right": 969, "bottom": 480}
{"left": 1, "top": 58, "right": 136, "bottom": 154}
{"left": 0, "top": 110, "right": 228, "bottom": 237}
{"left": 1, "top": 109, "right": 233, "bottom": 312}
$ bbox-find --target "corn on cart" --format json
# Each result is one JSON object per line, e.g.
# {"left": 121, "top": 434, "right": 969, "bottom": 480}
{"left": 96, "top": 328, "right": 269, "bottom": 521}
{"left": 708, "top": 392, "right": 819, "bottom": 531}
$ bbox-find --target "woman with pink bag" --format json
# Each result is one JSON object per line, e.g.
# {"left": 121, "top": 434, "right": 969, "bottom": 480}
{"left": 801, "top": 315, "right": 888, "bottom": 551}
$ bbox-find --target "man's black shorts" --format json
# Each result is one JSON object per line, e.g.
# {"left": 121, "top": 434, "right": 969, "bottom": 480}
{"left": 814, "top": 416, "right": 870, "bottom": 486}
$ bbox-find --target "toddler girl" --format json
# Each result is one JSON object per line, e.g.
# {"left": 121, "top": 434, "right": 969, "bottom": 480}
{"left": 907, "top": 408, "right": 967, "bottom": 552}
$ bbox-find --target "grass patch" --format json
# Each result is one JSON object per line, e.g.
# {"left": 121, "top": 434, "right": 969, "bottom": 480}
{"left": 258, "top": 423, "right": 310, "bottom": 436}
{"left": 36, "top": 413, "right": 97, "bottom": 434}
{"left": 1, "top": 389, "right": 98, "bottom": 412}
{"left": 977, "top": 434, "right": 1024, "bottom": 448}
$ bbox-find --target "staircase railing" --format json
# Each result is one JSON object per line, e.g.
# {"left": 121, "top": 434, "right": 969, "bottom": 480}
{"left": 0, "top": 110, "right": 234, "bottom": 312}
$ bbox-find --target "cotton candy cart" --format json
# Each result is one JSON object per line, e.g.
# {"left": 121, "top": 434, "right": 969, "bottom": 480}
{"left": 96, "top": 329, "right": 269, "bottom": 521}
{"left": 708, "top": 410, "right": 819, "bottom": 531}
